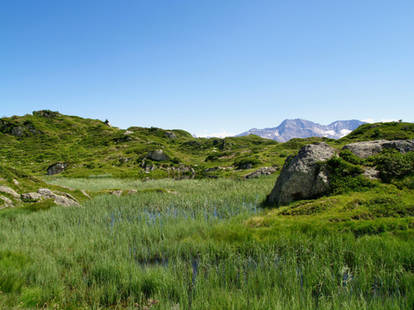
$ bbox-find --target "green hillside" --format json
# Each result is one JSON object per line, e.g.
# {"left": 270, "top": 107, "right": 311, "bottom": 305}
{"left": 0, "top": 111, "right": 283, "bottom": 178}
{"left": 339, "top": 121, "right": 414, "bottom": 142}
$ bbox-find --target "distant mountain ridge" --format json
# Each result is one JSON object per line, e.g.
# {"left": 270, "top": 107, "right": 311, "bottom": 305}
{"left": 237, "top": 119, "right": 366, "bottom": 142}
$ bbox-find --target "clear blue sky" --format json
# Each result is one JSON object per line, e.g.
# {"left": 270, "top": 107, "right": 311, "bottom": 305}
{"left": 1, "top": 0, "right": 413, "bottom": 136}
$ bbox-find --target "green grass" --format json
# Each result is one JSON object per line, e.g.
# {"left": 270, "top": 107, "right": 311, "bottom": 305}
{"left": 0, "top": 177, "right": 412, "bottom": 309}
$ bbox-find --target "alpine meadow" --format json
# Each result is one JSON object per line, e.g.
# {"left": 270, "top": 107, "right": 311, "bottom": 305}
{"left": 2, "top": 1, "right": 414, "bottom": 309}
{"left": 0, "top": 112, "right": 413, "bottom": 309}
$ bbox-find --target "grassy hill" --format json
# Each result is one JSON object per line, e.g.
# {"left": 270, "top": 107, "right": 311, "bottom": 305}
{"left": 0, "top": 111, "right": 282, "bottom": 178}
{"left": 2, "top": 111, "right": 412, "bottom": 180}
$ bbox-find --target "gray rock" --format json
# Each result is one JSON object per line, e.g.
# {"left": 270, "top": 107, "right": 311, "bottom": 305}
{"left": 267, "top": 143, "right": 336, "bottom": 206}
{"left": 110, "top": 190, "right": 123, "bottom": 197}
{"left": 166, "top": 131, "right": 177, "bottom": 139}
{"left": 38, "top": 188, "right": 55, "bottom": 198}
{"left": 37, "top": 188, "right": 79, "bottom": 206}
{"left": 0, "top": 195, "right": 13, "bottom": 207}
{"left": 0, "top": 186, "right": 20, "bottom": 198}
{"left": 147, "top": 150, "right": 169, "bottom": 161}
{"left": 244, "top": 167, "right": 278, "bottom": 179}
{"left": 21, "top": 192, "right": 42, "bottom": 202}
{"left": 343, "top": 139, "right": 414, "bottom": 158}
{"left": 33, "top": 110, "right": 59, "bottom": 118}
{"left": 47, "top": 163, "right": 68, "bottom": 175}
{"left": 11, "top": 126, "right": 25, "bottom": 137}
{"left": 362, "top": 167, "right": 380, "bottom": 180}
{"left": 81, "top": 190, "right": 91, "bottom": 198}
{"left": 53, "top": 195, "right": 79, "bottom": 207}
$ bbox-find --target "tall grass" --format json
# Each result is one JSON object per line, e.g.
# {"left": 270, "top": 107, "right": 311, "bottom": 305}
{"left": 0, "top": 177, "right": 413, "bottom": 309}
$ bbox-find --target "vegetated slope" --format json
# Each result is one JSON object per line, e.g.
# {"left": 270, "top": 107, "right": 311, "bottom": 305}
{"left": 0, "top": 111, "right": 286, "bottom": 178}
{"left": 1, "top": 111, "right": 413, "bottom": 179}
{"left": 340, "top": 121, "right": 414, "bottom": 142}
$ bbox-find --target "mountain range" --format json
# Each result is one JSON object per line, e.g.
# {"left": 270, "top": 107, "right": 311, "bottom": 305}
{"left": 237, "top": 119, "right": 366, "bottom": 142}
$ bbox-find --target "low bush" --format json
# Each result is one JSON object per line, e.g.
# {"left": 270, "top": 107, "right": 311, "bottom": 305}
{"left": 373, "top": 150, "right": 414, "bottom": 183}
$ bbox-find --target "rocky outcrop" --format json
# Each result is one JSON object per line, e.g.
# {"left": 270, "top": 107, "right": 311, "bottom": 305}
{"left": 244, "top": 167, "right": 278, "bottom": 179}
{"left": 33, "top": 110, "right": 59, "bottom": 118}
{"left": 147, "top": 150, "right": 169, "bottom": 161}
{"left": 0, "top": 195, "right": 13, "bottom": 208}
{"left": 166, "top": 131, "right": 177, "bottom": 139}
{"left": 0, "top": 186, "right": 20, "bottom": 198}
{"left": 343, "top": 140, "right": 414, "bottom": 158}
{"left": 362, "top": 167, "right": 380, "bottom": 180}
{"left": 47, "top": 163, "right": 68, "bottom": 175}
{"left": 267, "top": 143, "right": 336, "bottom": 206}
{"left": 21, "top": 192, "right": 42, "bottom": 202}
{"left": 37, "top": 188, "right": 79, "bottom": 206}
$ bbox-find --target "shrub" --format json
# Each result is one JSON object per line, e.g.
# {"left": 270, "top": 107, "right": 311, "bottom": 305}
{"left": 373, "top": 150, "right": 414, "bottom": 183}
{"left": 324, "top": 157, "right": 373, "bottom": 194}
{"left": 339, "top": 149, "right": 364, "bottom": 165}
{"left": 233, "top": 157, "right": 261, "bottom": 170}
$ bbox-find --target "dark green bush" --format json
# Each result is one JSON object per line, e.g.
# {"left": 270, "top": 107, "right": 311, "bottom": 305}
{"left": 324, "top": 157, "right": 373, "bottom": 194}
{"left": 373, "top": 150, "right": 414, "bottom": 183}
{"left": 233, "top": 157, "right": 261, "bottom": 169}
{"left": 339, "top": 149, "right": 365, "bottom": 165}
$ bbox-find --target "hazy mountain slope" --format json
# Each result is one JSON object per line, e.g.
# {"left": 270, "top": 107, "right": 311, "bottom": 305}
{"left": 237, "top": 119, "right": 365, "bottom": 142}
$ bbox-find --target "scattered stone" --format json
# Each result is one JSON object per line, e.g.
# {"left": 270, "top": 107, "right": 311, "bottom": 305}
{"left": 0, "top": 195, "right": 13, "bottom": 207}
{"left": 166, "top": 131, "right": 177, "bottom": 139}
{"left": 0, "top": 186, "right": 20, "bottom": 198}
{"left": 21, "top": 192, "right": 42, "bottom": 202}
{"left": 37, "top": 188, "right": 79, "bottom": 206}
{"left": 127, "top": 189, "right": 138, "bottom": 195}
{"left": 362, "top": 167, "right": 380, "bottom": 180}
{"left": 38, "top": 188, "right": 55, "bottom": 198}
{"left": 110, "top": 190, "right": 123, "bottom": 197}
{"left": 343, "top": 139, "right": 414, "bottom": 158}
{"left": 244, "top": 167, "right": 278, "bottom": 179}
{"left": 147, "top": 150, "right": 170, "bottom": 161}
{"left": 53, "top": 195, "right": 78, "bottom": 207}
{"left": 267, "top": 143, "right": 336, "bottom": 206}
{"left": 11, "top": 126, "right": 25, "bottom": 137}
{"left": 81, "top": 190, "right": 91, "bottom": 198}
{"left": 12, "top": 179, "right": 19, "bottom": 186}
{"left": 47, "top": 163, "right": 68, "bottom": 175}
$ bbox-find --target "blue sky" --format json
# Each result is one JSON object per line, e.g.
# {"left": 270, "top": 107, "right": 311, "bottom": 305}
{"left": 1, "top": 0, "right": 413, "bottom": 136}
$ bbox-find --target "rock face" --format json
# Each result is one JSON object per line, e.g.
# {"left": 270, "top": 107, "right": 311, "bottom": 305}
{"left": 147, "top": 150, "right": 169, "bottom": 161}
{"left": 267, "top": 143, "right": 336, "bottom": 206}
{"left": 343, "top": 140, "right": 414, "bottom": 158}
{"left": 244, "top": 167, "right": 278, "bottom": 179}
{"left": 47, "top": 163, "right": 68, "bottom": 175}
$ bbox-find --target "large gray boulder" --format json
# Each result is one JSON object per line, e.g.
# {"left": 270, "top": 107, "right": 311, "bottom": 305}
{"left": 47, "top": 163, "right": 68, "bottom": 175}
{"left": 343, "top": 140, "right": 414, "bottom": 158}
{"left": 147, "top": 150, "right": 169, "bottom": 161}
{"left": 267, "top": 143, "right": 336, "bottom": 206}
